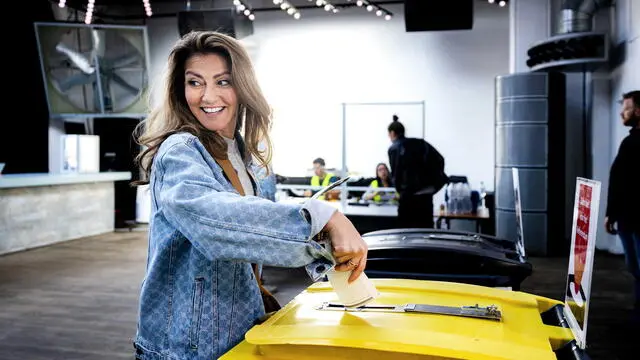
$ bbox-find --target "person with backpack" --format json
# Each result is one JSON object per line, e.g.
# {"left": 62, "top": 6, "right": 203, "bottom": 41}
{"left": 387, "top": 115, "right": 448, "bottom": 228}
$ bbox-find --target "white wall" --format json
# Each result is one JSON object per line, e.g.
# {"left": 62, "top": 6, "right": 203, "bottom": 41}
{"left": 145, "top": 3, "right": 510, "bottom": 204}
{"left": 595, "top": 0, "right": 640, "bottom": 253}
{"left": 251, "top": 3, "right": 509, "bottom": 197}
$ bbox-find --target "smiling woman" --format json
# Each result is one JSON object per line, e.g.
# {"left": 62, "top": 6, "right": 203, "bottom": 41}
{"left": 134, "top": 31, "right": 272, "bottom": 174}
{"left": 130, "top": 31, "right": 369, "bottom": 360}
{"left": 184, "top": 53, "right": 238, "bottom": 138}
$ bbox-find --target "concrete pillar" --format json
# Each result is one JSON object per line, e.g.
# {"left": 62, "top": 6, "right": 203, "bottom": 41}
{"left": 509, "top": 0, "right": 553, "bottom": 73}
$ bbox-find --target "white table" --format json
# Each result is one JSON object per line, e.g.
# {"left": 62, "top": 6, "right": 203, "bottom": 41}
{"left": 276, "top": 197, "right": 398, "bottom": 217}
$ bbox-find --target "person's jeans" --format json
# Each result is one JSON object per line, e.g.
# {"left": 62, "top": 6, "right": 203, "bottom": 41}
{"left": 618, "top": 221, "right": 640, "bottom": 309}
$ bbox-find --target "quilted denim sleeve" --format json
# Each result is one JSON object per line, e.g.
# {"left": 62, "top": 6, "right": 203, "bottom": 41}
{"left": 157, "top": 140, "right": 335, "bottom": 280}
{"left": 300, "top": 199, "right": 338, "bottom": 280}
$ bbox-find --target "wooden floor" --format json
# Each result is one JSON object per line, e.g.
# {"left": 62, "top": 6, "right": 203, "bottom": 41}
{"left": 0, "top": 230, "right": 636, "bottom": 360}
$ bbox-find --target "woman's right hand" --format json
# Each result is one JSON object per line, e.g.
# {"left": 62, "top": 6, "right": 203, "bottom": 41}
{"left": 324, "top": 211, "right": 368, "bottom": 283}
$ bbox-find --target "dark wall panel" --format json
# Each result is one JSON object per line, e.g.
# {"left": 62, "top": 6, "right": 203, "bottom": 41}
{"left": 1, "top": 3, "right": 53, "bottom": 173}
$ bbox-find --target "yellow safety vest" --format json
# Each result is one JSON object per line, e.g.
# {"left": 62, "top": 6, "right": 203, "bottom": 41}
{"left": 310, "top": 173, "right": 335, "bottom": 200}
{"left": 370, "top": 180, "right": 397, "bottom": 202}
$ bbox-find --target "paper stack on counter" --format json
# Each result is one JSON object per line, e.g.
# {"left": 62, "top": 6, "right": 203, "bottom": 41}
{"left": 327, "top": 269, "right": 379, "bottom": 308}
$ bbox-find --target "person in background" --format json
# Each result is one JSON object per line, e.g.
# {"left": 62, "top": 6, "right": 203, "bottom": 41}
{"left": 604, "top": 90, "right": 640, "bottom": 325}
{"left": 131, "top": 31, "right": 368, "bottom": 360}
{"left": 362, "top": 163, "right": 398, "bottom": 204}
{"left": 304, "top": 157, "right": 340, "bottom": 199}
{"left": 387, "top": 115, "right": 448, "bottom": 229}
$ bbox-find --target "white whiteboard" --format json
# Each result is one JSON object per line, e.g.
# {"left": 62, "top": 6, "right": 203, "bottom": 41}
{"left": 343, "top": 102, "right": 424, "bottom": 178}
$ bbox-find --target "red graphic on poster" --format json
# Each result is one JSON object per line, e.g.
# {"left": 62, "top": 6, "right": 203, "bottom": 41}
{"left": 573, "top": 184, "right": 592, "bottom": 294}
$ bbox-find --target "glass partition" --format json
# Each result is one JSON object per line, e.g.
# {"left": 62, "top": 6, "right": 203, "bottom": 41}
{"left": 342, "top": 101, "right": 425, "bottom": 178}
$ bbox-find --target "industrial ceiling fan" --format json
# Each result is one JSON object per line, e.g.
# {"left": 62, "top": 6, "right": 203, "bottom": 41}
{"left": 45, "top": 26, "right": 147, "bottom": 114}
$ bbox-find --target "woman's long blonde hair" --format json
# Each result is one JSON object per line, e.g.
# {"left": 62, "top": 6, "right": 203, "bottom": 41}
{"left": 133, "top": 31, "right": 272, "bottom": 185}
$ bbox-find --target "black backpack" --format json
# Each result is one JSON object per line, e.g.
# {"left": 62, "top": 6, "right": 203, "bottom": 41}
{"left": 422, "top": 141, "right": 448, "bottom": 194}
{"left": 394, "top": 138, "right": 448, "bottom": 195}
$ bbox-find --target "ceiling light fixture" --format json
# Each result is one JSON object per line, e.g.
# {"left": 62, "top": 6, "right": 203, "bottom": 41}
{"left": 84, "top": 0, "right": 95, "bottom": 24}
{"left": 273, "top": 0, "right": 301, "bottom": 20}
{"left": 310, "top": 0, "right": 339, "bottom": 14}
{"left": 233, "top": 0, "right": 255, "bottom": 21}
{"left": 142, "top": 0, "right": 152, "bottom": 17}
{"left": 488, "top": 0, "right": 509, "bottom": 6}
{"left": 354, "top": 0, "right": 392, "bottom": 20}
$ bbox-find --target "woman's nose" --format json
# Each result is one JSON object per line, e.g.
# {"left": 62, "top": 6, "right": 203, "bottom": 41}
{"left": 201, "top": 85, "right": 220, "bottom": 102}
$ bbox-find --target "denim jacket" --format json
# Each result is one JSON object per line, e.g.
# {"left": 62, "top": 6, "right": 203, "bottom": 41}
{"left": 134, "top": 133, "right": 336, "bottom": 360}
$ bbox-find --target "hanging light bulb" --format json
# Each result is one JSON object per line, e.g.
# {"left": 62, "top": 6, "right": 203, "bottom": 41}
{"left": 354, "top": 1, "right": 393, "bottom": 21}
{"left": 235, "top": 1, "right": 255, "bottom": 21}
{"left": 84, "top": 0, "right": 95, "bottom": 24}
{"left": 142, "top": 0, "right": 152, "bottom": 17}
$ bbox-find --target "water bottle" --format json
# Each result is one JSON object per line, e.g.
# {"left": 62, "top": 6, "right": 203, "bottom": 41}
{"left": 445, "top": 183, "right": 452, "bottom": 213}
{"left": 452, "top": 183, "right": 462, "bottom": 214}
{"left": 479, "top": 181, "right": 487, "bottom": 209}
{"left": 462, "top": 183, "right": 472, "bottom": 213}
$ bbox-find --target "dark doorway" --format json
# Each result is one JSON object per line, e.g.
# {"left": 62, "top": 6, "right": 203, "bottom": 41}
{"left": 93, "top": 117, "right": 142, "bottom": 228}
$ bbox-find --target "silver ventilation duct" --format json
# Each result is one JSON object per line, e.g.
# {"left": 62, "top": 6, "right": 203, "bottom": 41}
{"left": 558, "top": 0, "right": 612, "bottom": 34}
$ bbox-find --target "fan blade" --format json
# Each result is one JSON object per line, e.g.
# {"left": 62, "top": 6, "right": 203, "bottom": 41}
{"left": 108, "top": 72, "right": 140, "bottom": 95}
{"left": 106, "top": 52, "right": 141, "bottom": 69}
{"left": 91, "top": 29, "right": 107, "bottom": 58}
{"left": 56, "top": 72, "right": 95, "bottom": 92}
{"left": 55, "top": 43, "right": 95, "bottom": 75}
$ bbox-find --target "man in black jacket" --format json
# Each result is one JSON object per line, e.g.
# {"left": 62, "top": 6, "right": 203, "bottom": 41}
{"left": 387, "top": 115, "right": 447, "bottom": 229}
{"left": 605, "top": 90, "right": 640, "bottom": 322}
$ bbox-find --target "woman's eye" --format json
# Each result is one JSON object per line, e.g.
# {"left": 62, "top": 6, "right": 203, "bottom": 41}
{"left": 218, "top": 79, "right": 231, "bottom": 87}
{"left": 187, "top": 80, "right": 202, "bottom": 86}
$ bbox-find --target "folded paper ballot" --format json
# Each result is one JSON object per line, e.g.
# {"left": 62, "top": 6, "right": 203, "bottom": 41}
{"left": 309, "top": 175, "right": 379, "bottom": 307}
{"left": 326, "top": 269, "right": 379, "bottom": 308}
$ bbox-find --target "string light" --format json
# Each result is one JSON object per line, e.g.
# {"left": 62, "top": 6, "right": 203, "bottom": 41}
{"left": 84, "top": 0, "right": 95, "bottom": 24}
{"left": 142, "top": 0, "right": 152, "bottom": 17}
{"left": 273, "top": 0, "right": 301, "bottom": 20}
{"left": 488, "top": 0, "right": 509, "bottom": 6}
{"left": 353, "top": 0, "right": 392, "bottom": 20}
{"left": 233, "top": 0, "right": 255, "bottom": 21}
{"left": 310, "top": 0, "right": 339, "bottom": 14}
{"left": 58, "top": 0, "right": 66, "bottom": 8}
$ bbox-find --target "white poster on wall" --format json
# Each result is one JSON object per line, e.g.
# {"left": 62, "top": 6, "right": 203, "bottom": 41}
{"left": 564, "top": 177, "right": 601, "bottom": 349}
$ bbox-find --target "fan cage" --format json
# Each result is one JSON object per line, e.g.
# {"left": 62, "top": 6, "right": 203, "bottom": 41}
{"left": 34, "top": 22, "right": 151, "bottom": 119}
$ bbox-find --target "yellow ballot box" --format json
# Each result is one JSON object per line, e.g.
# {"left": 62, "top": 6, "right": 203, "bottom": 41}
{"left": 220, "top": 279, "right": 582, "bottom": 360}
{"left": 221, "top": 177, "right": 601, "bottom": 360}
